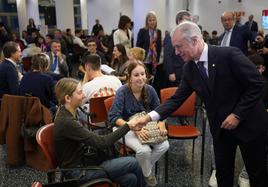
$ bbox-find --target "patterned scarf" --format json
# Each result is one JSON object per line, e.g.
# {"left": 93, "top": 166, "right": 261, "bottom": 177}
{"left": 149, "top": 29, "right": 158, "bottom": 75}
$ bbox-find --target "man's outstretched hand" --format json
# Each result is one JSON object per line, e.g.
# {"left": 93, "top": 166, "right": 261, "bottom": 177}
{"left": 127, "top": 114, "right": 151, "bottom": 131}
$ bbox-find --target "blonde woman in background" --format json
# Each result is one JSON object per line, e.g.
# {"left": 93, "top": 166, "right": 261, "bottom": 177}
{"left": 128, "top": 47, "right": 146, "bottom": 62}
{"left": 136, "top": 11, "right": 162, "bottom": 75}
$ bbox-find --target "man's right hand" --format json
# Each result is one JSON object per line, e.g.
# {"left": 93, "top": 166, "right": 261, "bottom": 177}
{"left": 127, "top": 115, "right": 151, "bottom": 131}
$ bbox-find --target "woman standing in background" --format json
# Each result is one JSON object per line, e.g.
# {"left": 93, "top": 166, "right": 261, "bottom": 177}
{"left": 136, "top": 11, "right": 162, "bottom": 75}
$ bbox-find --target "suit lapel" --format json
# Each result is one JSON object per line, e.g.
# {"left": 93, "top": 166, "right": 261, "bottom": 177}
{"left": 208, "top": 46, "right": 217, "bottom": 92}
{"left": 229, "top": 25, "right": 238, "bottom": 46}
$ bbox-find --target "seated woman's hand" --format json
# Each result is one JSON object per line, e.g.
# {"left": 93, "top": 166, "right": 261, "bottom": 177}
{"left": 158, "top": 122, "right": 168, "bottom": 136}
{"left": 135, "top": 128, "right": 150, "bottom": 141}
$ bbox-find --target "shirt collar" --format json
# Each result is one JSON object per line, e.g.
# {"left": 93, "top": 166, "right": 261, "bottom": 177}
{"left": 6, "top": 58, "right": 17, "bottom": 67}
{"left": 198, "top": 43, "right": 208, "bottom": 62}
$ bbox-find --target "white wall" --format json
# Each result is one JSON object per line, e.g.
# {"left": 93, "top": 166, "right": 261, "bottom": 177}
{"left": 190, "top": 0, "right": 268, "bottom": 35}
{"left": 86, "top": 0, "right": 185, "bottom": 39}
{"left": 120, "top": 0, "right": 133, "bottom": 20}
{"left": 87, "top": 0, "right": 121, "bottom": 34}
{"left": 55, "top": 0, "right": 75, "bottom": 32}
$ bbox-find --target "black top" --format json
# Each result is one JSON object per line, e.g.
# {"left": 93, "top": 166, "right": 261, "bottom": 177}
{"left": 54, "top": 106, "right": 130, "bottom": 168}
{"left": 0, "top": 59, "right": 19, "bottom": 98}
{"left": 18, "top": 71, "right": 56, "bottom": 108}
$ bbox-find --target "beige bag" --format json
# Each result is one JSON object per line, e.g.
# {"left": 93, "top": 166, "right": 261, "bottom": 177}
{"left": 129, "top": 112, "right": 167, "bottom": 144}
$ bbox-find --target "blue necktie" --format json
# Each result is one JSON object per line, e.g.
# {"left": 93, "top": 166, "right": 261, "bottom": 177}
{"left": 197, "top": 61, "right": 208, "bottom": 82}
{"left": 51, "top": 55, "right": 58, "bottom": 72}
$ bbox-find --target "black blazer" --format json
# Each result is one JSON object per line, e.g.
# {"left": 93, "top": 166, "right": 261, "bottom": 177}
{"left": 155, "top": 46, "right": 268, "bottom": 142}
{"left": 219, "top": 25, "right": 255, "bottom": 55}
{"left": 0, "top": 59, "right": 19, "bottom": 98}
{"left": 245, "top": 20, "right": 258, "bottom": 32}
{"left": 136, "top": 28, "right": 162, "bottom": 62}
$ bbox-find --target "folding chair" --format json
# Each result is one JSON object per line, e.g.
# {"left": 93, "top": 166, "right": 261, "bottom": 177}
{"left": 104, "top": 96, "right": 135, "bottom": 156}
{"left": 36, "top": 123, "right": 113, "bottom": 187}
{"left": 160, "top": 87, "right": 206, "bottom": 183}
{"left": 79, "top": 95, "right": 113, "bottom": 132}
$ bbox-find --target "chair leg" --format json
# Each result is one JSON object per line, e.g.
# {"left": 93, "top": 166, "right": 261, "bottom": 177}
{"left": 155, "top": 161, "right": 158, "bottom": 175}
{"left": 192, "top": 139, "right": 195, "bottom": 155}
{"left": 200, "top": 113, "right": 207, "bottom": 175}
{"left": 165, "top": 151, "right": 168, "bottom": 183}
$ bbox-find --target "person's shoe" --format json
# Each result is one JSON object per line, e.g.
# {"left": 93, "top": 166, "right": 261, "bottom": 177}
{"left": 145, "top": 174, "right": 157, "bottom": 187}
{"left": 238, "top": 169, "right": 250, "bottom": 187}
{"left": 208, "top": 170, "right": 218, "bottom": 187}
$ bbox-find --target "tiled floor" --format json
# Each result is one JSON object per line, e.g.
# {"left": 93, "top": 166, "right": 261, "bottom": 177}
{"left": 0, "top": 113, "right": 245, "bottom": 187}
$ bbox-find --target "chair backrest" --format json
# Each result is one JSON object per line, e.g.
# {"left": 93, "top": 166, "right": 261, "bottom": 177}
{"left": 160, "top": 87, "right": 196, "bottom": 117}
{"left": 36, "top": 123, "right": 56, "bottom": 169}
{"left": 89, "top": 95, "right": 113, "bottom": 123}
{"left": 104, "top": 96, "right": 115, "bottom": 113}
{"left": 22, "top": 56, "right": 32, "bottom": 72}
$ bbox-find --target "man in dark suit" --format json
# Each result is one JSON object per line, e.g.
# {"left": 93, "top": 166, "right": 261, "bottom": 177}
{"left": 0, "top": 41, "right": 22, "bottom": 99}
{"left": 163, "top": 10, "right": 191, "bottom": 86}
{"left": 245, "top": 14, "right": 259, "bottom": 32}
{"left": 134, "top": 21, "right": 268, "bottom": 187}
{"left": 47, "top": 39, "right": 69, "bottom": 80}
{"left": 219, "top": 12, "right": 256, "bottom": 55}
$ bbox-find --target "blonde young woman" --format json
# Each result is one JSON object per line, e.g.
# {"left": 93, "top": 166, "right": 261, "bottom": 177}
{"left": 136, "top": 11, "right": 162, "bottom": 75}
{"left": 108, "top": 61, "right": 169, "bottom": 186}
{"left": 53, "top": 78, "right": 145, "bottom": 187}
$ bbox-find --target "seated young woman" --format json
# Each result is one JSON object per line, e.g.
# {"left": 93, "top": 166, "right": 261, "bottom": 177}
{"left": 53, "top": 77, "right": 145, "bottom": 187}
{"left": 108, "top": 60, "right": 169, "bottom": 186}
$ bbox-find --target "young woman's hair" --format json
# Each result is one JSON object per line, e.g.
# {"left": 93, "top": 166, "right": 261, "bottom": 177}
{"left": 115, "top": 44, "right": 128, "bottom": 64}
{"left": 127, "top": 60, "right": 149, "bottom": 111}
{"left": 129, "top": 47, "right": 145, "bottom": 61}
{"left": 31, "top": 53, "right": 50, "bottom": 72}
{"left": 55, "top": 78, "right": 79, "bottom": 105}
{"left": 145, "top": 11, "right": 157, "bottom": 29}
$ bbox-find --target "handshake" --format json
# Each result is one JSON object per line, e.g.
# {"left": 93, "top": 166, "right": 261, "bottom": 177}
{"left": 127, "top": 114, "right": 151, "bottom": 131}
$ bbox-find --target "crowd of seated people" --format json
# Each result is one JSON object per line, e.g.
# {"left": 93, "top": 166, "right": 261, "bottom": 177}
{"left": 0, "top": 11, "right": 268, "bottom": 187}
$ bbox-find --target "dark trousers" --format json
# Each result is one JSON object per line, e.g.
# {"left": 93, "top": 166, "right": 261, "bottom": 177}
{"left": 213, "top": 131, "right": 268, "bottom": 187}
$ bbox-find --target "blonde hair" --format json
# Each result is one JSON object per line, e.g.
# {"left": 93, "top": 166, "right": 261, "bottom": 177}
{"left": 54, "top": 78, "right": 79, "bottom": 105}
{"left": 145, "top": 11, "right": 157, "bottom": 29}
{"left": 129, "top": 47, "right": 145, "bottom": 61}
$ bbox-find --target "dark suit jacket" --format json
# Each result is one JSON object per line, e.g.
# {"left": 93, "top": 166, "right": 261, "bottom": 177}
{"left": 219, "top": 25, "right": 255, "bottom": 55}
{"left": 47, "top": 52, "right": 69, "bottom": 78}
{"left": 163, "top": 34, "right": 184, "bottom": 83}
{"left": 0, "top": 59, "right": 19, "bottom": 98}
{"left": 156, "top": 46, "right": 268, "bottom": 142}
{"left": 136, "top": 28, "right": 162, "bottom": 62}
{"left": 245, "top": 20, "right": 258, "bottom": 32}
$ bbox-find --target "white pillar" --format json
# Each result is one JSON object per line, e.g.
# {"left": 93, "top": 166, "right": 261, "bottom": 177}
{"left": 55, "top": 0, "right": 75, "bottom": 32}
{"left": 16, "top": 0, "right": 28, "bottom": 35}
{"left": 80, "top": 0, "right": 88, "bottom": 32}
{"left": 26, "top": 0, "right": 40, "bottom": 26}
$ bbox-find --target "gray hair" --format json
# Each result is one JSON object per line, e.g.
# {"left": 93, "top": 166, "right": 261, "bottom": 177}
{"left": 171, "top": 21, "right": 203, "bottom": 41}
{"left": 175, "top": 10, "right": 191, "bottom": 25}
